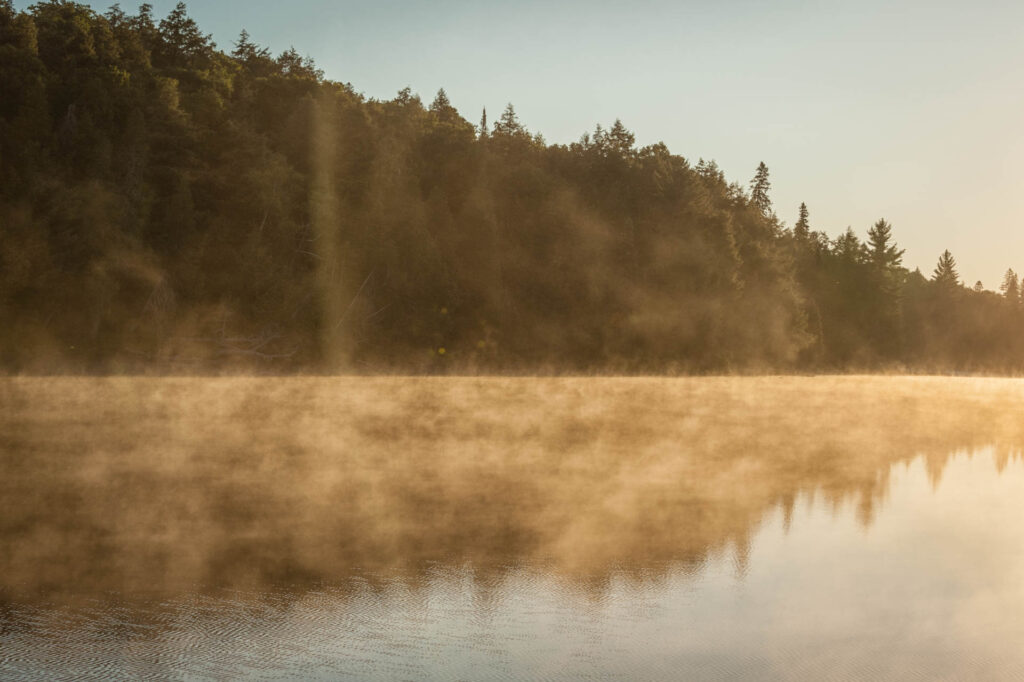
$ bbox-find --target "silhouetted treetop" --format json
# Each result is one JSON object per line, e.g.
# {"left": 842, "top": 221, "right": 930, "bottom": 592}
{"left": 933, "top": 250, "right": 960, "bottom": 288}
{"left": 156, "top": 1, "right": 214, "bottom": 67}
{"left": 750, "top": 162, "right": 772, "bottom": 216}
{"left": 866, "top": 219, "right": 904, "bottom": 271}
{"left": 794, "top": 203, "right": 810, "bottom": 240}
{"left": 1000, "top": 269, "right": 1019, "bottom": 301}
{"left": 429, "top": 88, "right": 460, "bottom": 123}
{"left": 493, "top": 103, "right": 531, "bottom": 137}
{"left": 276, "top": 46, "right": 322, "bottom": 80}
{"left": 232, "top": 29, "right": 269, "bottom": 62}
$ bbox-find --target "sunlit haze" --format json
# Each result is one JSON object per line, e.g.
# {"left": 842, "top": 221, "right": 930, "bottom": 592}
{"left": 7, "top": 3, "right": 1024, "bottom": 675}
{"left": 30, "top": 0, "right": 1024, "bottom": 287}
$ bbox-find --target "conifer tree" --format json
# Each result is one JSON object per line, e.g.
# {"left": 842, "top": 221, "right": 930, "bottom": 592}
{"left": 156, "top": 2, "right": 213, "bottom": 66}
{"left": 394, "top": 86, "right": 415, "bottom": 105}
{"left": 750, "top": 162, "right": 772, "bottom": 216}
{"left": 429, "top": 88, "right": 458, "bottom": 123}
{"left": 833, "top": 228, "right": 863, "bottom": 262}
{"left": 492, "top": 103, "right": 525, "bottom": 137}
{"left": 277, "top": 47, "right": 322, "bottom": 80}
{"left": 232, "top": 29, "right": 269, "bottom": 62}
{"left": 866, "top": 219, "right": 904, "bottom": 271}
{"left": 794, "top": 202, "right": 810, "bottom": 240}
{"left": 478, "top": 107, "right": 488, "bottom": 139}
{"left": 606, "top": 119, "right": 635, "bottom": 158}
{"left": 932, "top": 250, "right": 960, "bottom": 288}
{"left": 695, "top": 158, "right": 724, "bottom": 182}
{"left": 1000, "top": 268, "right": 1019, "bottom": 301}
{"left": 864, "top": 219, "right": 905, "bottom": 358}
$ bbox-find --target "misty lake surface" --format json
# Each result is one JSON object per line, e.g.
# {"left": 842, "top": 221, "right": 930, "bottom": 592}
{"left": 3, "top": 376, "right": 1024, "bottom": 680}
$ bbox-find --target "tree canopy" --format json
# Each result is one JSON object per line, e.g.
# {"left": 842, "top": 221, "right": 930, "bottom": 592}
{"left": 0, "top": 2, "right": 1020, "bottom": 374}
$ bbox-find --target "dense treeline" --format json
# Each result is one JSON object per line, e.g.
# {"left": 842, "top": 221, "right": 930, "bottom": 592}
{"left": 2, "top": 2, "right": 1023, "bottom": 373}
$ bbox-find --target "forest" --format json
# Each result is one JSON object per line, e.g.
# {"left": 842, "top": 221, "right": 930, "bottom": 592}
{"left": 2, "top": 1, "right": 1024, "bottom": 374}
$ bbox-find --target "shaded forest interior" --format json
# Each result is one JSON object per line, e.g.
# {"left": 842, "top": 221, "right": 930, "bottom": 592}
{"left": 2, "top": 2, "right": 1023, "bottom": 374}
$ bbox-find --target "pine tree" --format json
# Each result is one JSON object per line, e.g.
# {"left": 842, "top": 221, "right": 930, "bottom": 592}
{"left": 157, "top": 2, "right": 214, "bottom": 67}
{"left": 833, "top": 228, "right": 863, "bottom": 262}
{"left": 1000, "top": 268, "right": 1019, "bottom": 301}
{"left": 492, "top": 103, "right": 526, "bottom": 137}
{"left": 232, "top": 29, "right": 269, "bottom": 62}
{"left": 695, "top": 158, "right": 724, "bottom": 183}
{"left": 394, "top": 86, "right": 415, "bottom": 105}
{"left": 794, "top": 202, "right": 810, "bottom": 240}
{"left": 863, "top": 219, "right": 905, "bottom": 358}
{"left": 606, "top": 118, "right": 635, "bottom": 158}
{"left": 866, "top": 219, "right": 904, "bottom": 271}
{"left": 932, "top": 250, "right": 960, "bottom": 288}
{"left": 750, "top": 162, "right": 772, "bottom": 216}
{"left": 429, "top": 88, "right": 458, "bottom": 123}
{"left": 277, "top": 47, "right": 322, "bottom": 80}
{"left": 478, "top": 108, "right": 488, "bottom": 139}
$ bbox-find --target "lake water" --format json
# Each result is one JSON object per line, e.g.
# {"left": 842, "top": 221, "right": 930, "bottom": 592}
{"left": 2, "top": 376, "right": 1024, "bottom": 680}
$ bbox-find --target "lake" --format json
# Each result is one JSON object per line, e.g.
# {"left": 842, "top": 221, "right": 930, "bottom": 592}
{"left": 2, "top": 376, "right": 1024, "bottom": 680}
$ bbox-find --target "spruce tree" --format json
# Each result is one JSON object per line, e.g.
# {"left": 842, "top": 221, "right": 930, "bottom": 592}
{"left": 429, "top": 88, "right": 458, "bottom": 123}
{"left": 492, "top": 103, "right": 525, "bottom": 137}
{"left": 794, "top": 203, "right": 810, "bottom": 240}
{"left": 866, "top": 219, "right": 904, "bottom": 271}
{"left": 833, "top": 228, "right": 863, "bottom": 262}
{"left": 749, "top": 162, "right": 772, "bottom": 216}
{"left": 932, "top": 250, "right": 960, "bottom": 288}
{"left": 156, "top": 2, "right": 213, "bottom": 67}
{"left": 607, "top": 119, "right": 635, "bottom": 158}
{"left": 864, "top": 219, "right": 905, "bottom": 358}
{"left": 232, "top": 29, "right": 269, "bottom": 62}
{"left": 1000, "top": 268, "right": 1019, "bottom": 301}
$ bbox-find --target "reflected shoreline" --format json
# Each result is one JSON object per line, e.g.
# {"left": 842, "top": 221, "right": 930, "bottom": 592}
{"left": 3, "top": 376, "right": 1023, "bottom": 603}
{"left": 4, "top": 448, "right": 1024, "bottom": 681}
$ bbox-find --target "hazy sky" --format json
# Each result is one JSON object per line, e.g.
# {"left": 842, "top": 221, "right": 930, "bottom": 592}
{"left": 30, "top": 0, "right": 1024, "bottom": 287}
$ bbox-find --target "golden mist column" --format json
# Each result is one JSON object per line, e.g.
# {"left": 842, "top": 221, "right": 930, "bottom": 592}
{"left": 311, "top": 95, "right": 353, "bottom": 371}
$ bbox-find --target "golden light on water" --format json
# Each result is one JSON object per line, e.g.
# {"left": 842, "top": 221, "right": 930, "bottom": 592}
{"left": 4, "top": 376, "right": 1024, "bottom": 678}
{"left": 2, "top": 375, "right": 1023, "bottom": 591}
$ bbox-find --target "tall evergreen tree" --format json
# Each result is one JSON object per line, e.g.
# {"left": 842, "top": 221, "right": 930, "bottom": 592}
{"left": 606, "top": 118, "right": 635, "bottom": 158}
{"left": 794, "top": 202, "right": 810, "bottom": 240}
{"left": 932, "top": 250, "right": 960, "bottom": 288}
{"left": 833, "top": 228, "right": 863, "bottom": 262}
{"left": 232, "top": 29, "right": 269, "bottom": 62}
{"left": 1000, "top": 268, "right": 1019, "bottom": 301}
{"left": 863, "top": 219, "right": 905, "bottom": 358}
{"left": 156, "top": 2, "right": 213, "bottom": 67}
{"left": 276, "top": 46, "right": 322, "bottom": 79}
{"left": 749, "top": 162, "right": 772, "bottom": 216}
{"left": 429, "top": 88, "right": 458, "bottom": 123}
{"left": 492, "top": 102, "right": 525, "bottom": 137}
{"left": 866, "top": 219, "right": 904, "bottom": 271}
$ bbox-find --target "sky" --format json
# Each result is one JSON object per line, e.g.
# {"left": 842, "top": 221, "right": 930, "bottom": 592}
{"left": 24, "top": 0, "right": 1024, "bottom": 287}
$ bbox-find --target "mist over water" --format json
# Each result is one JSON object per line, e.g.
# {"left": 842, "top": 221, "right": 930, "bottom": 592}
{"left": 3, "top": 376, "right": 1024, "bottom": 679}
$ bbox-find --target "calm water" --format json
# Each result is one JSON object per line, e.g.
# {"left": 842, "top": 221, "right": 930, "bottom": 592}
{"left": 2, "top": 376, "right": 1024, "bottom": 680}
